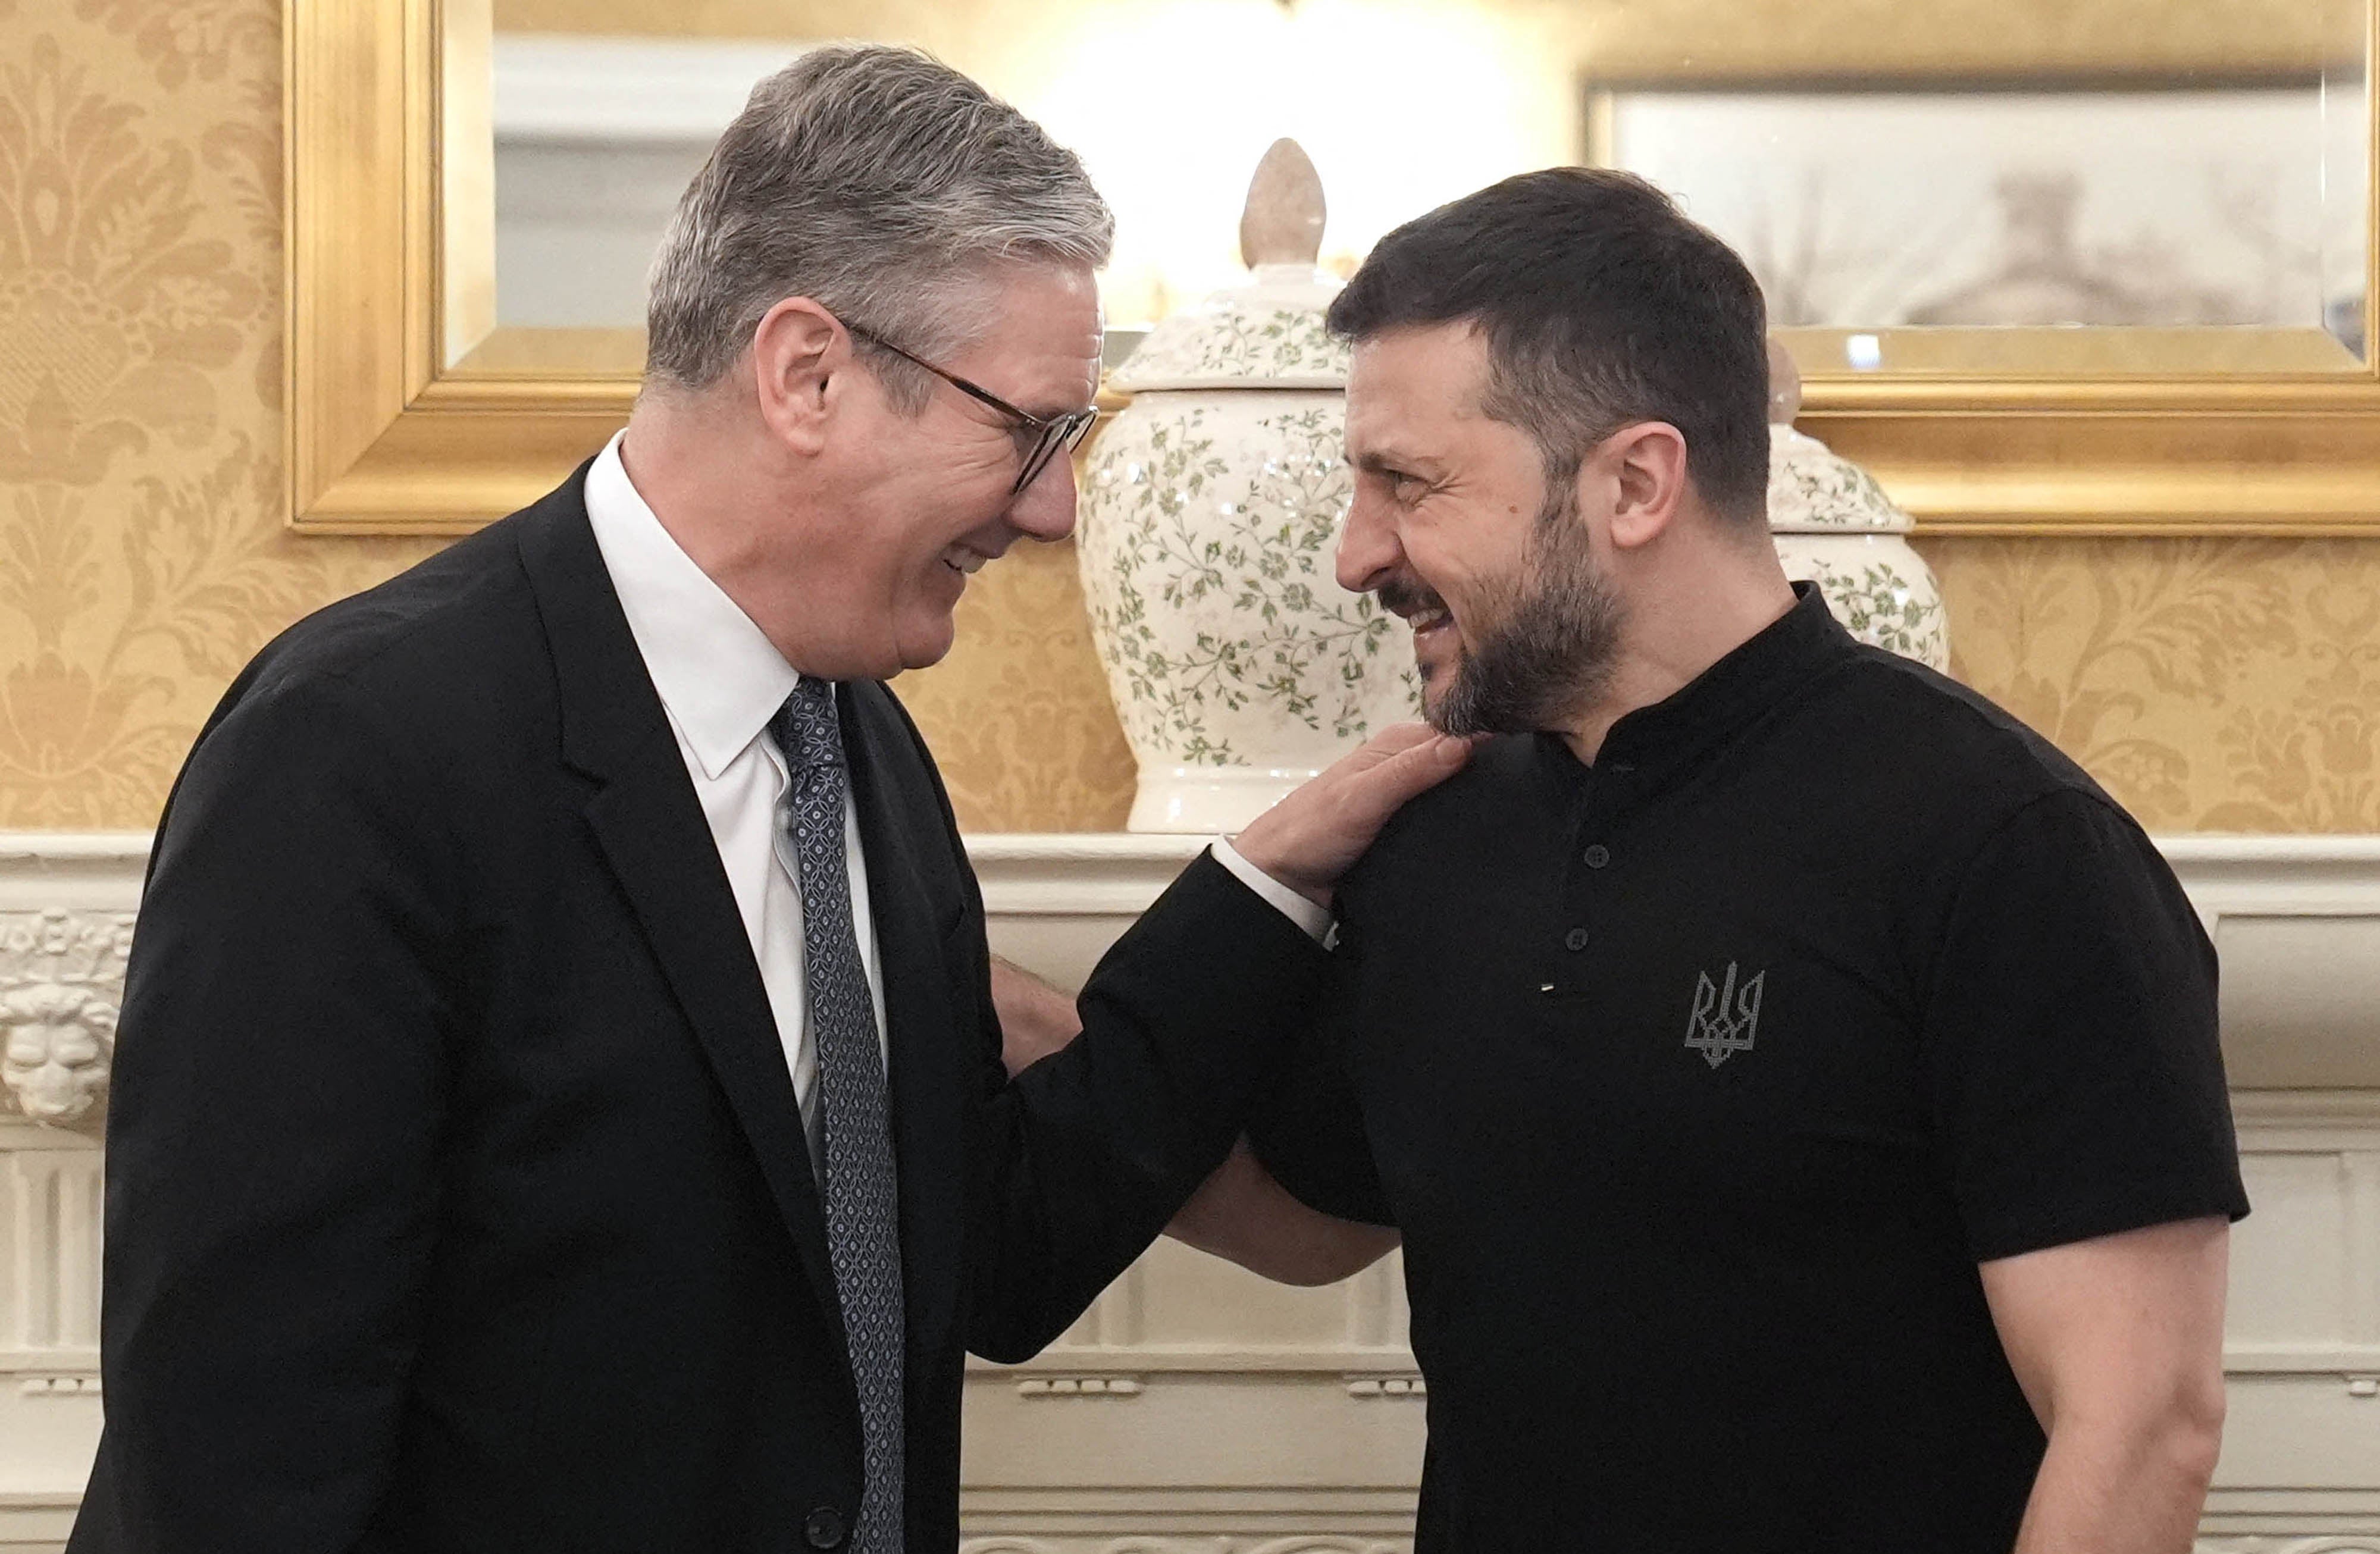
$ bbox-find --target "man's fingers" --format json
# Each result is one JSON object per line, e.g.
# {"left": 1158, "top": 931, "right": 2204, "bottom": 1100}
{"left": 1344, "top": 731, "right": 1473, "bottom": 810}
{"left": 1364, "top": 721, "right": 1442, "bottom": 754}
{"left": 1340, "top": 720, "right": 1440, "bottom": 774}
{"left": 1228, "top": 726, "right": 1479, "bottom": 907}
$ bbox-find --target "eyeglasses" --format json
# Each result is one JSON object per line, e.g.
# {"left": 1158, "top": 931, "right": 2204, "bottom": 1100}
{"left": 847, "top": 323, "right": 1100, "bottom": 496}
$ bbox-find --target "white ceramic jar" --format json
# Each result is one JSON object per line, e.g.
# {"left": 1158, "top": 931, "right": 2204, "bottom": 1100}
{"left": 1078, "top": 145, "right": 1420, "bottom": 833}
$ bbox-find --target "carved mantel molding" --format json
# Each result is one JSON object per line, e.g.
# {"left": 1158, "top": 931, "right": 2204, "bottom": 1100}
{"left": 0, "top": 836, "right": 146, "bottom": 1135}
{"left": 949, "top": 1543, "right": 2380, "bottom": 1554}
{"left": 5, "top": 828, "right": 2380, "bottom": 1113}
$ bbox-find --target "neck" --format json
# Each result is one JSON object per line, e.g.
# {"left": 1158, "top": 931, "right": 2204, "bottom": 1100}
{"left": 1557, "top": 534, "right": 1797, "bottom": 766}
{"left": 619, "top": 394, "right": 837, "bottom": 674}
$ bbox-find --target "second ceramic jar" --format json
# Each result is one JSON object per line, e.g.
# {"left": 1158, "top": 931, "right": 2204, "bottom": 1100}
{"left": 1763, "top": 344, "right": 1950, "bottom": 672}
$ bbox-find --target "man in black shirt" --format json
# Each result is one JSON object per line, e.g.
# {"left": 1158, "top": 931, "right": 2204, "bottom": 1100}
{"left": 1164, "top": 169, "right": 2248, "bottom": 1552}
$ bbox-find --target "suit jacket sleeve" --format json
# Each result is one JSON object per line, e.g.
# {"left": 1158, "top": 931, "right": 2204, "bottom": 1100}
{"left": 91, "top": 668, "right": 456, "bottom": 1552}
{"left": 966, "top": 853, "right": 1330, "bottom": 1359}
{"left": 878, "top": 711, "right": 1330, "bottom": 1362}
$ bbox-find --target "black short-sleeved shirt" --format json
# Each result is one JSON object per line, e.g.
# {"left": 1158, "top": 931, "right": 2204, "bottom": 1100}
{"left": 1250, "top": 584, "right": 2249, "bottom": 1554}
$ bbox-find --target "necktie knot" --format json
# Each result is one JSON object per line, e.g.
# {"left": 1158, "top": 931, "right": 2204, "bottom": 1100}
{"left": 772, "top": 679, "right": 845, "bottom": 777}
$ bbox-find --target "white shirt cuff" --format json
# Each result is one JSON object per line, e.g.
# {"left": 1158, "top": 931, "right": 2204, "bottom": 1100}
{"left": 1210, "top": 838, "right": 1335, "bottom": 945}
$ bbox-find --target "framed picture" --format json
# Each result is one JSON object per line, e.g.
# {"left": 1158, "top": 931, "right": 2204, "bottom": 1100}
{"left": 1587, "top": 73, "right": 2368, "bottom": 353}
{"left": 291, "top": 0, "right": 2380, "bottom": 535}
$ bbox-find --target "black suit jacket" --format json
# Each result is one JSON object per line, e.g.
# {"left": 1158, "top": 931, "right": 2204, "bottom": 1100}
{"left": 68, "top": 469, "right": 1325, "bottom": 1553}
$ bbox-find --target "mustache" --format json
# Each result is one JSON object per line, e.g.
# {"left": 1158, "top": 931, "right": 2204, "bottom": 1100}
{"left": 1374, "top": 574, "right": 1446, "bottom": 619}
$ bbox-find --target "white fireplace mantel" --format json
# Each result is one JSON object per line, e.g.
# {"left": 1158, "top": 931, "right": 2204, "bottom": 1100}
{"left": 1, "top": 831, "right": 2376, "bottom": 1550}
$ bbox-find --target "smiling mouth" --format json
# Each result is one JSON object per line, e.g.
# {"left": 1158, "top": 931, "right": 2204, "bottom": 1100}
{"left": 1406, "top": 606, "right": 1458, "bottom": 662}
{"left": 942, "top": 546, "right": 996, "bottom": 578}
{"left": 1378, "top": 579, "right": 1457, "bottom": 652}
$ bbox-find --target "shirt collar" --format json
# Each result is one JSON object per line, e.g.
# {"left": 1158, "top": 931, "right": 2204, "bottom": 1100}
{"left": 1592, "top": 581, "right": 1854, "bottom": 780}
{"left": 583, "top": 431, "right": 803, "bottom": 781}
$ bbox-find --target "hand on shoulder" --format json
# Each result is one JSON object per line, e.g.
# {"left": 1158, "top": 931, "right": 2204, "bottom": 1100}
{"left": 1231, "top": 724, "right": 1478, "bottom": 909}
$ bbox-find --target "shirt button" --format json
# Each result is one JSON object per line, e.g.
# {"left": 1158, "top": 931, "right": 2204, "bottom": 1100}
{"left": 1564, "top": 926, "right": 1590, "bottom": 952}
{"left": 804, "top": 1507, "right": 847, "bottom": 1549}
{"left": 1582, "top": 844, "right": 1611, "bottom": 869}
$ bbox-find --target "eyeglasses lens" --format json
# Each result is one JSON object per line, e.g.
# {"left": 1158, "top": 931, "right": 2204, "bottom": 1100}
{"left": 1011, "top": 411, "right": 1097, "bottom": 495}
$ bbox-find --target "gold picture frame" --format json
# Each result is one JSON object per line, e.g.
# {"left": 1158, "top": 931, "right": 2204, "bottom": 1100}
{"left": 288, "top": 0, "right": 2380, "bottom": 535}
{"left": 286, "top": 0, "right": 625, "bottom": 534}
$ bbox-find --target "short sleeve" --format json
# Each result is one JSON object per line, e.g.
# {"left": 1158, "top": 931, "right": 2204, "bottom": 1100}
{"left": 1920, "top": 789, "right": 2249, "bottom": 1262}
{"left": 1247, "top": 951, "right": 1396, "bottom": 1227}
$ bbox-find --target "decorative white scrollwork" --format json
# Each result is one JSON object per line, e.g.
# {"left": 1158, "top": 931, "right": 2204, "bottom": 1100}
{"left": 1014, "top": 1376, "right": 1145, "bottom": 1398}
{"left": 0, "top": 909, "right": 133, "bottom": 1129}
{"left": 957, "top": 1535, "right": 2376, "bottom": 1553}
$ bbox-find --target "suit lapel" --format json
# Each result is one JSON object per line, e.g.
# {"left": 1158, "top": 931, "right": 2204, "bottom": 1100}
{"left": 512, "top": 471, "right": 849, "bottom": 1356}
{"left": 841, "top": 687, "right": 967, "bottom": 1368}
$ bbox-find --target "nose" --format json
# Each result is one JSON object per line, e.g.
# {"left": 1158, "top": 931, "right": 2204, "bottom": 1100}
{"left": 1008, "top": 445, "right": 1079, "bottom": 543}
{"left": 1336, "top": 485, "right": 1404, "bottom": 596}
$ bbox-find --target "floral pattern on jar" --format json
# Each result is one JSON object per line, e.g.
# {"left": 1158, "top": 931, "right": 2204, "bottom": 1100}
{"left": 1078, "top": 391, "right": 1419, "bottom": 828}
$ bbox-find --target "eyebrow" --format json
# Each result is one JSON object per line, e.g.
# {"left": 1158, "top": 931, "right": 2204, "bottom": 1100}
{"left": 1009, "top": 378, "right": 1101, "bottom": 424}
{"left": 1351, "top": 447, "right": 1436, "bottom": 478}
{"left": 1026, "top": 395, "right": 1099, "bottom": 422}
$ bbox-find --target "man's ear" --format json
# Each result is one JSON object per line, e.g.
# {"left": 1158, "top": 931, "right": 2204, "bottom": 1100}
{"left": 1597, "top": 421, "right": 1690, "bottom": 552}
{"left": 749, "top": 296, "right": 845, "bottom": 456}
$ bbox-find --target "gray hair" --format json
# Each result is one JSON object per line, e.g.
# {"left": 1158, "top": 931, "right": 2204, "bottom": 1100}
{"left": 644, "top": 45, "right": 1114, "bottom": 408}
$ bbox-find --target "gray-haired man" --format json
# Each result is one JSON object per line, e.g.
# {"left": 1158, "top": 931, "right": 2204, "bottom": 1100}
{"left": 69, "top": 47, "right": 1466, "bottom": 1554}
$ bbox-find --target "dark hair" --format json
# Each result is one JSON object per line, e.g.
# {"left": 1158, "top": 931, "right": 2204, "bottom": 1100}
{"left": 1326, "top": 167, "right": 1770, "bottom": 521}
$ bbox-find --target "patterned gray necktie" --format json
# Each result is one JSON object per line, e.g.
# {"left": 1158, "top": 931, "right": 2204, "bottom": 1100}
{"left": 770, "top": 679, "right": 905, "bottom": 1554}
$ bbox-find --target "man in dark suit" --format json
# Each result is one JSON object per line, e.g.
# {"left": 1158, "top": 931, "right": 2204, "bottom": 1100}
{"left": 67, "top": 46, "right": 1469, "bottom": 1554}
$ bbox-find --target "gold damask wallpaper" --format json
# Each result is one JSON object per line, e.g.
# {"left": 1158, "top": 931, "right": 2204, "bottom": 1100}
{"left": 3, "top": 0, "right": 2379, "bottom": 833}
{"left": 1927, "top": 539, "right": 2380, "bottom": 833}
{"left": 0, "top": 2, "right": 439, "bottom": 826}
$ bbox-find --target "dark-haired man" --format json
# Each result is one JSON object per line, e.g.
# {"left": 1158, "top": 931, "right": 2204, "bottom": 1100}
{"left": 1163, "top": 168, "right": 2249, "bottom": 1552}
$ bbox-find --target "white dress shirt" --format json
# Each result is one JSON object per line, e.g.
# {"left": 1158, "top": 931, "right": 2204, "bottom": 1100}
{"left": 583, "top": 434, "right": 1331, "bottom": 1166}
{"left": 585, "top": 433, "right": 888, "bottom": 1164}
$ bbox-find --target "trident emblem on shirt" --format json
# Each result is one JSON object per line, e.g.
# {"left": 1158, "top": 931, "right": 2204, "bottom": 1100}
{"left": 1684, "top": 961, "right": 1765, "bottom": 1069}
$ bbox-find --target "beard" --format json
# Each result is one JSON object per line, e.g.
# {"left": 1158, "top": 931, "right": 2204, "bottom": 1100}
{"left": 1378, "top": 480, "right": 1627, "bottom": 737}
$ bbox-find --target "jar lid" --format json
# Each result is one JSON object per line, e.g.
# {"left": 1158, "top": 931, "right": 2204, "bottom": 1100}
{"left": 1107, "top": 264, "right": 1348, "bottom": 391}
{"left": 1106, "top": 139, "right": 1350, "bottom": 393}
{"left": 1768, "top": 426, "right": 1912, "bottom": 534}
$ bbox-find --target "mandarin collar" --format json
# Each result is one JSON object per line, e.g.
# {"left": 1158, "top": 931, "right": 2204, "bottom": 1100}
{"left": 1586, "top": 582, "right": 1853, "bottom": 782}
{"left": 582, "top": 431, "right": 804, "bottom": 780}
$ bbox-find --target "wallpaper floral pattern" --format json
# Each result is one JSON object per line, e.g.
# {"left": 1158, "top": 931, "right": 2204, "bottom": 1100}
{"left": 892, "top": 539, "right": 1137, "bottom": 832}
{"left": 1928, "top": 538, "right": 2380, "bottom": 832}
{"left": 0, "top": 3, "right": 434, "bottom": 827}
{"left": 2, "top": 0, "right": 2380, "bottom": 834}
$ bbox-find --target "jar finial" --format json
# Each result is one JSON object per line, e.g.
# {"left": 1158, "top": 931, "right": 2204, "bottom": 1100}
{"left": 1239, "top": 138, "right": 1326, "bottom": 269}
